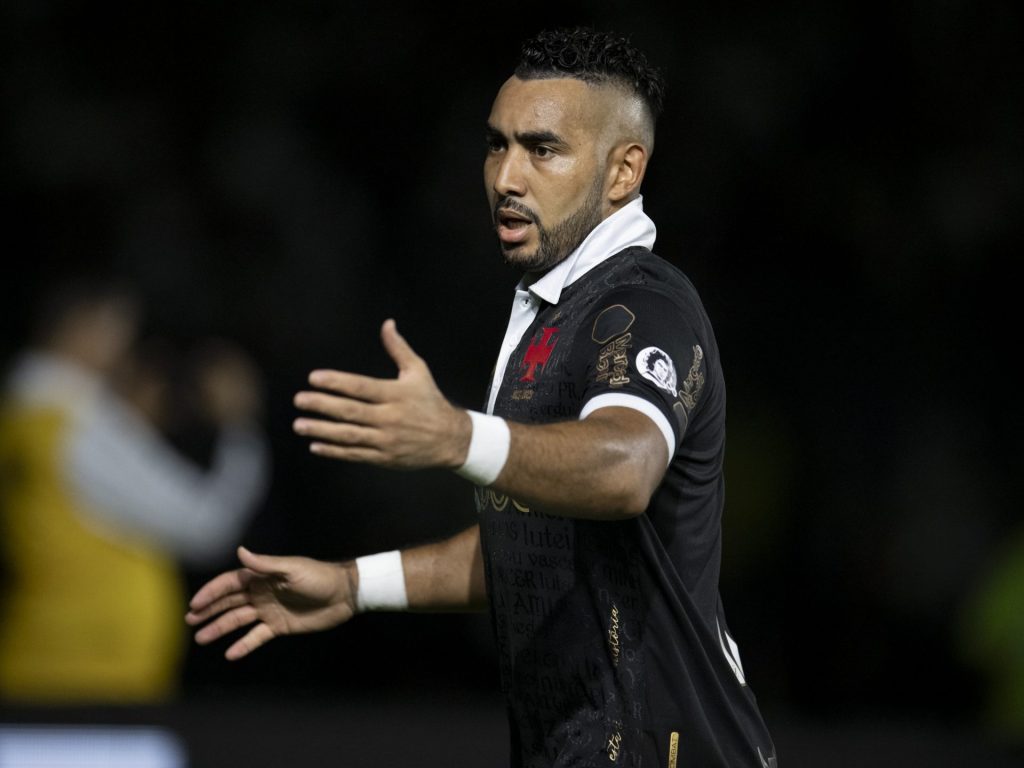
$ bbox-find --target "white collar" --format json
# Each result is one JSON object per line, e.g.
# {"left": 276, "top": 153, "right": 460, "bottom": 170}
{"left": 519, "top": 196, "right": 657, "bottom": 305}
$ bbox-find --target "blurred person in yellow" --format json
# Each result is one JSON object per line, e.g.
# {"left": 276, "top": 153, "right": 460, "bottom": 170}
{"left": 0, "top": 277, "right": 269, "bottom": 703}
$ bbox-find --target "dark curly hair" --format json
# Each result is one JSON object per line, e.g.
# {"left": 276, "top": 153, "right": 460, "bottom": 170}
{"left": 514, "top": 27, "right": 666, "bottom": 124}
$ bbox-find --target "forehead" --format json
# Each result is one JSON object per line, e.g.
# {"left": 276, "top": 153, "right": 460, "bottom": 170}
{"left": 488, "top": 76, "right": 609, "bottom": 136}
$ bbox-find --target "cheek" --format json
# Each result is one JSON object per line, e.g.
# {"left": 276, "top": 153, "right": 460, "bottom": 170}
{"left": 542, "top": 175, "right": 594, "bottom": 222}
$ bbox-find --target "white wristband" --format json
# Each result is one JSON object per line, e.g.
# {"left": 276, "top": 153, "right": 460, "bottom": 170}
{"left": 455, "top": 410, "right": 510, "bottom": 486}
{"left": 355, "top": 550, "right": 408, "bottom": 612}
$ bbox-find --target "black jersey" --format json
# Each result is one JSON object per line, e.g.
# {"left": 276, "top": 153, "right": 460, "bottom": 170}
{"left": 477, "top": 246, "right": 777, "bottom": 768}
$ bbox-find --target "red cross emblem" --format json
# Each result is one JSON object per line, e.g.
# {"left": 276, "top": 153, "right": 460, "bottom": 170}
{"left": 520, "top": 327, "right": 559, "bottom": 382}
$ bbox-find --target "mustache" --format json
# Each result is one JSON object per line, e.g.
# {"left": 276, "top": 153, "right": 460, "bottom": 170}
{"left": 493, "top": 197, "right": 539, "bottom": 226}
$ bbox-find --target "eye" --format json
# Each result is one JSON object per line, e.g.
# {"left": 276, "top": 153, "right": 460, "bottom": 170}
{"left": 485, "top": 135, "right": 506, "bottom": 153}
{"left": 532, "top": 145, "right": 554, "bottom": 158}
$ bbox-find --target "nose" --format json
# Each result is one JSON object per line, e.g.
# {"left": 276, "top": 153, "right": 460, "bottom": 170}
{"left": 491, "top": 148, "right": 526, "bottom": 198}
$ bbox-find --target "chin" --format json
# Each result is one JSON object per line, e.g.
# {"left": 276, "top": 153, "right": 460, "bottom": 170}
{"left": 500, "top": 244, "right": 538, "bottom": 270}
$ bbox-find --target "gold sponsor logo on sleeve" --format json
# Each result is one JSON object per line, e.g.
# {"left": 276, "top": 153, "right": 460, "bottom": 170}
{"left": 668, "top": 731, "right": 679, "bottom": 768}
{"left": 596, "top": 334, "right": 632, "bottom": 388}
{"left": 678, "top": 345, "right": 705, "bottom": 411}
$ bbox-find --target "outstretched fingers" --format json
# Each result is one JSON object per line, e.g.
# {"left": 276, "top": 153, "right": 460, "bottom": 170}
{"left": 192, "top": 604, "right": 261, "bottom": 647}
{"left": 293, "top": 391, "right": 377, "bottom": 424}
{"left": 225, "top": 622, "right": 278, "bottom": 661}
{"left": 306, "top": 369, "right": 390, "bottom": 403}
{"left": 185, "top": 590, "right": 251, "bottom": 626}
{"left": 184, "top": 547, "right": 292, "bottom": 660}
{"left": 309, "top": 443, "right": 385, "bottom": 463}
{"left": 188, "top": 568, "right": 251, "bottom": 613}
{"left": 293, "top": 418, "right": 380, "bottom": 450}
{"left": 380, "top": 318, "right": 425, "bottom": 374}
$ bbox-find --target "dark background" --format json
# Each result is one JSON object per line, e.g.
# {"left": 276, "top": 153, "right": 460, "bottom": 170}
{"left": 1, "top": 1, "right": 1021, "bottom": 765}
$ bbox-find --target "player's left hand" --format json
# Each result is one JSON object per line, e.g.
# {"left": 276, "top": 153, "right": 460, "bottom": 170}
{"left": 292, "top": 319, "right": 471, "bottom": 469}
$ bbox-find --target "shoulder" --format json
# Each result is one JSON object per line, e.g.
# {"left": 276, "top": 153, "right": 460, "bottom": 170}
{"left": 587, "top": 247, "right": 712, "bottom": 328}
{"left": 608, "top": 246, "right": 700, "bottom": 296}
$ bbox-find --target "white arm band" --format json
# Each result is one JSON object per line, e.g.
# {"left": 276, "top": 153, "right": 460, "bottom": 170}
{"left": 355, "top": 550, "right": 408, "bottom": 612}
{"left": 454, "top": 410, "right": 510, "bottom": 486}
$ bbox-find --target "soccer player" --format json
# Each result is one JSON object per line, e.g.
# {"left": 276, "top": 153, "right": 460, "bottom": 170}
{"left": 187, "top": 26, "right": 778, "bottom": 767}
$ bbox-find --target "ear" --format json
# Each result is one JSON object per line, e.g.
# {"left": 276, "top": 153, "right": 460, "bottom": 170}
{"left": 606, "top": 143, "right": 648, "bottom": 203}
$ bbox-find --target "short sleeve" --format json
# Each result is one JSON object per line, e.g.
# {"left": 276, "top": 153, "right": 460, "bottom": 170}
{"left": 575, "top": 288, "right": 712, "bottom": 463}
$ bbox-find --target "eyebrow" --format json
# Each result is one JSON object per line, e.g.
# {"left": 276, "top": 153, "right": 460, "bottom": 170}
{"left": 485, "top": 123, "right": 565, "bottom": 147}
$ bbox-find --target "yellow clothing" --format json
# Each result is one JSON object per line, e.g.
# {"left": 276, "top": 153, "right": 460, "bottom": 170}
{"left": 0, "top": 400, "right": 185, "bottom": 702}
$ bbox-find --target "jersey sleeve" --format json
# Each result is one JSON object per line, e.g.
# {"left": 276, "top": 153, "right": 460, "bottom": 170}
{"left": 574, "top": 287, "right": 712, "bottom": 464}
{"left": 66, "top": 391, "right": 270, "bottom": 564}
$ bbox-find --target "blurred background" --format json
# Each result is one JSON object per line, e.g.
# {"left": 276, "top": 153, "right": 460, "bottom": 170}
{"left": 1, "top": 1, "right": 1021, "bottom": 766}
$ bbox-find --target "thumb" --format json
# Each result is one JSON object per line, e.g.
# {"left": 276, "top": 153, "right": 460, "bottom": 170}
{"left": 380, "top": 318, "right": 422, "bottom": 374}
{"left": 237, "top": 545, "right": 288, "bottom": 576}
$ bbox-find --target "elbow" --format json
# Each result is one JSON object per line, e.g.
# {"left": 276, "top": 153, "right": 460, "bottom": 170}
{"left": 602, "top": 445, "right": 661, "bottom": 520}
{"left": 540, "top": 478, "right": 649, "bottom": 521}
{"left": 595, "top": 475, "right": 654, "bottom": 520}
{"left": 615, "top": 486, "right": 653, "bottom": 519}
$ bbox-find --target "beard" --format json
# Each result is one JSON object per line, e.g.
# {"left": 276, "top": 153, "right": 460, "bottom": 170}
{"left": 496, "top": 177, "right": 605, "bottom": 274}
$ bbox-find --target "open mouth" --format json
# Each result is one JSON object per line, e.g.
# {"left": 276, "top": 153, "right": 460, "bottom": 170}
{"left": 496, "top": 208, "right": 535, "bottom": 244}
{"left": 497, "top": 208, "right": 533, "bottom": 228}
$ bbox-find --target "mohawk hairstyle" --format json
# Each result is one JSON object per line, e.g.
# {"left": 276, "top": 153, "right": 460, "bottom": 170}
{"left": 514, "top": 27, "right": 666, "bottom": 123}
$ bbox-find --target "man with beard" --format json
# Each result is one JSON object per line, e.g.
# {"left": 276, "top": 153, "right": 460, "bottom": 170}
{"left": 187, "top": 26, "right": 777, "bottom": 768}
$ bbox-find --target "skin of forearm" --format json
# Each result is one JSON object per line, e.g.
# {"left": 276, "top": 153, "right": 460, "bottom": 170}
{"left": 488, "top": 407, "right": 667, "bottom": 520}
{"left": 400, "top": 525, "right": 488, "bottom": 612}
